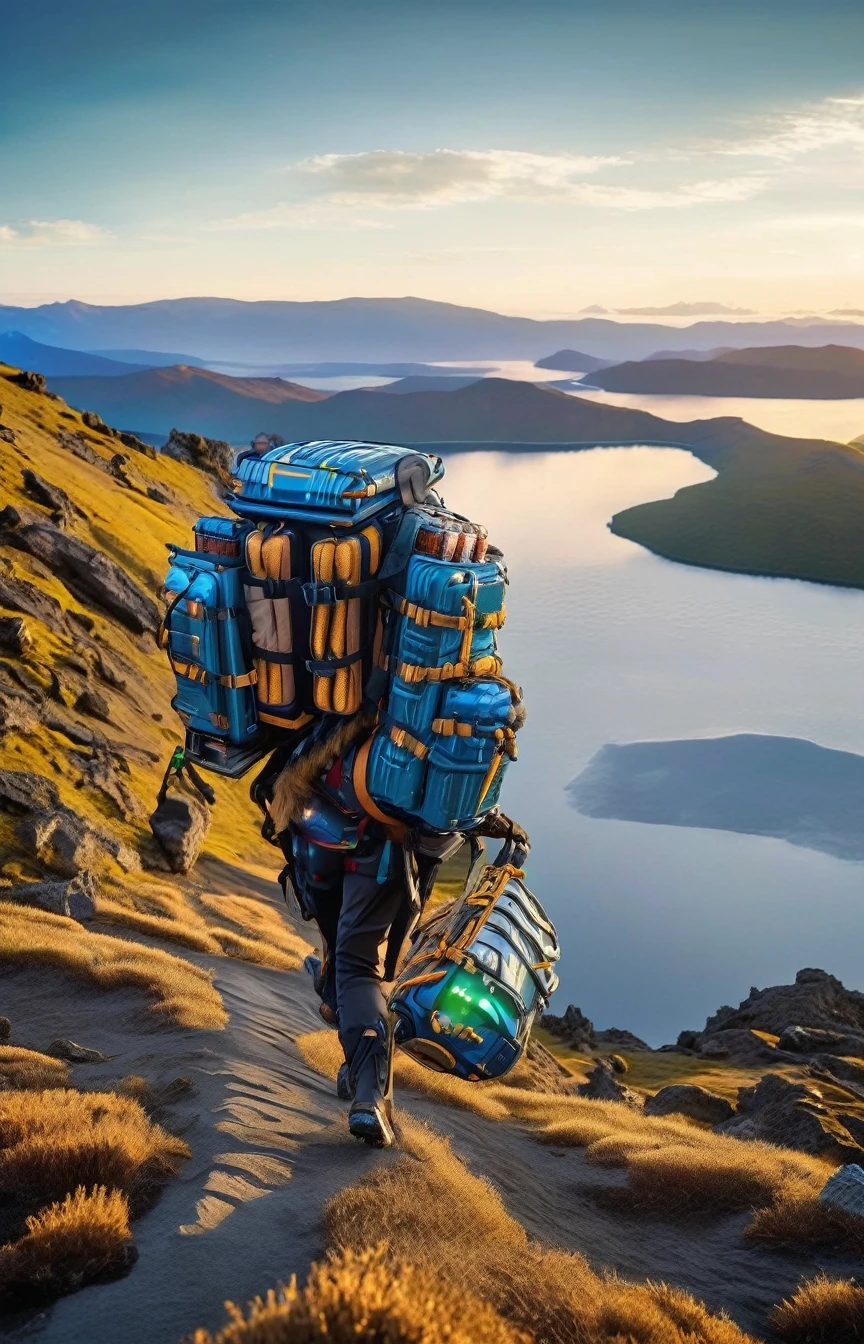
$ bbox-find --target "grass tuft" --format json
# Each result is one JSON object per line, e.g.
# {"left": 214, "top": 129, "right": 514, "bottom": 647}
{"left": 747, "top": 1195, "right": 864, "bottom": 1255}
{"left": 771, "top": 1274, "right": 864, "bottom": 1343}
{"left": 0, "top": 1186, "right": 133, "bottom": 1303}
{"left": 188, "top": 1243, "right": 526, "bottom": 1344}
{"left": 0, "top": 1045, "right": 69, "bottom": 1091}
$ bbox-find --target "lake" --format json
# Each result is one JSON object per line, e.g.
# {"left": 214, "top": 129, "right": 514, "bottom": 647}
{"left": 440, "top": 446, "right": 864, "bottom": 1045}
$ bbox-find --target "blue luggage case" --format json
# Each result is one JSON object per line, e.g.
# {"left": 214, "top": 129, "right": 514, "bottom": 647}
{"left": 225, "top": 441, "right": 445, "bottom": 526}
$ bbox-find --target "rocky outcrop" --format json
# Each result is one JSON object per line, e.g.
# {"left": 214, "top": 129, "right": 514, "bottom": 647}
{"left": 0, "top": 573, "right": 67, "bottom": 632}
{"left": 74, "top": 748, "right": 144, "bottom": 822}
{"left": 149, "top": 792, "right": 210, "bottom": 873}
{"left": 645, "top": 1084, "right": 735, "bottom": 1125}
{"left": 512, "top": 1038, "right": 578, "bottom": 1095}
{"left": 0, "top": 687, "right": 39, "bottom": 735}
{"left": 5, "top": 871, "right": 98, "bottom": 920}
{"left": 0, "top": 770, "right": 61, "bottom": 814}
{"left": 7, "top": 523, "right": 159, "bottom": 634}
{"left": 542, "top": 1003, "right": 651, "bottom": 1053}
{"left": 21, "top": 470, "right": 80, "bottom": 528}
{"left": 20, "top": 806, "right": 140, "bottom": 876}
{"left": 75, "top": 687, "right": 112, "bottom": 723}
{"left": 94, "top": 651, "right": 127, "bottom": 690}
{"left": 57, "top": 430, "right": 101, "bottom": 466}
{"left": 778, "top": 1025, "right": 848, "bottom": 1053}
{"left": 162, "top": 428, "right": 233, "bottom": 482}
{"left": 715, "top": 1073, "right": 863, "bottom": 1162}
{"left": 577, "top": 1057, "right": 643, "bottom": 1108}
{"left": 819, "top": 1164, "right": 864, "bottom": 1218}
{"left": 0, "top": 1018, "right": 10, "bottom": 1043}
{"left": 10, "top": 369, "right": 47, "bottom": 393}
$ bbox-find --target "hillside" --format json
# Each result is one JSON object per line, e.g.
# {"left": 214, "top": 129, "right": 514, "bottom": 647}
{"left": 49, "top": 364, "right": 327, "bottom": 439}
{"left": 0, "top": 332, "right": 150, "bottom": 377}
{"left": 5, "top": 367, "right": 864, "bottom": 1343}
{"left": 590, "top": 344, "right": 864, "bottom": 398}
{"left": 6, "top": 294, "right": 864, "bottom": 362}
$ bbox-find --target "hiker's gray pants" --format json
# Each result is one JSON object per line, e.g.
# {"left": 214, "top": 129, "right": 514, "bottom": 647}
{"left": 335, "top": 851, "right": 404, "bottom": 1056}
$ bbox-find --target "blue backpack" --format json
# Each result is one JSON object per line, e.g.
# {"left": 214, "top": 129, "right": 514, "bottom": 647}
{"left": 161, "top": 440, "right": 524, "bottom": 833}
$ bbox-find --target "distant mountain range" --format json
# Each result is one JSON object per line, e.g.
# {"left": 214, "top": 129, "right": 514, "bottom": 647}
{"left": 4, "top": 296, "right": 864, "bottom": 364}
{"left": 588, "top": 344, "right": 864, "bottom": 399}
{"left": 615, "top": 302, "right": 755, "bottom": 317}
{"left": 50, "top": 364, "right": 326, "bottom": 440}
{"left": 533, "top": 349, "right": 612, "bottom": 373}
{"left": 0, "top": 331, "right": 153, "bottom": 377}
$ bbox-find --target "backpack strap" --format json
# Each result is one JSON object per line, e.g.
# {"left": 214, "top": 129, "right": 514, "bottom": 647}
{"left": 302, "top": 578, "right": 381, "bottom": 605}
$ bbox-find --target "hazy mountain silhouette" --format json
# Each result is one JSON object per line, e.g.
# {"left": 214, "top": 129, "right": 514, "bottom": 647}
{"left": 50, "top": 364, "right": 326, "bottom": 439}
{"left": 616, "top": 302, "right": 755, "bottom": 316}
{"left": 0, "top": 331, "right": 152, "bottom": 377}
{"left": 590, "top": 344, "right": 864, "bottom": 398}
{"left": 7, "top": 296, "right": 864, "bottom": 363}
{"left": 533, "top": 349, "right": 612, "bottom": 372}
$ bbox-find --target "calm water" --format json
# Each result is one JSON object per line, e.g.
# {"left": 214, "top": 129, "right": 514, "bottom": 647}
{"left": 440, "top": 446, "right": 864, "bottom": 1044}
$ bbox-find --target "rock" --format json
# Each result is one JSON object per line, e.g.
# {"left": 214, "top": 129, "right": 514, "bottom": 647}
{"left": 813, "top": 1055, "right": 864, "bottom": 1090}
{"left": 0, "top": 688, "right": 39, "bottom": 735}
{"left": 0, "top": 427, "right": 16, "bottom": 445}
{"left": 81, "top": 410, "right": 112, "bottom": 434}
{"left": 594, "top": 1028, "right": 652, "bottom": 1052}
{"left": 163, "top": 427, "right": 233, "bottom": 482}
{"left": 147, "top": 485, "right": 172, "bottom": 505}
{"left": 0, "top": 770, "right": 61, "bottom": 814}
{"left": 47, "top": 1038, "right": 108, "bottom": 1064}
{"left": 0, "top": 503, "right": 21, "bottom": 528}
{"left": 107, "top": 453, "right": 148, "bottom": 493}
{"left": 21, "top": 810, "right": 103, "bottom": 877}
{"left": 697, "top": 1029, "right": 779, "bottom": 1063}
{"left": 0, "top": 1018, "right": 10, "bottom": 1043}
{"left": 57, "top": 430, "right": 101, "bottom": 466}
{"left": 0, "top": 573, "right": 67, "bottom": 631}
{"left": 697, "top": 968, "right": 864, "bottom": 1046}
{"left": 44, "top": 713, "right": 97, "bottom": 747}
{"left": 577, "top": 1057, "right": 643, "bottom": 1108}
{"left": 819, "top": 1164, "right": 864, "bottom": 1219}
{"left": 542, "top": 1004, "right": 595, "bottom": 1050}
{"left": 676, "top": 1031, "right": 701, "bottom": 1052}
{"left": 117, "top": 431, "right": 157, "bottom": 460}
{"left": 645, "top": 1084, "right": 735, "bottom": 1125}
{"left": 0, "top": 616, "right": 32, "bottom": 656}
{"left": 510, "top": 1038, "right": 578, "bottom": 1095}
{"left": 75, "top": 748, "right": 144, "bottom": 822}
{"left": 5, "top": 870, "right": 98, "bottom": 920}
{"left": 9, "top": 523, "right": 159, "bottom": 634}
{"left": 74, "top": 687, "right": 112, "bottom": 723}
{"left": 149, "top": 793, "right": 210, "bottom": 874}
{"left": 93, "top": 652, "right": 127, "bottom": 690}
{"left": 838, "top": 1114, "right": 864, "bottom": 1147}
{"left": 21, "top": 469, "right": 79, "bottom": 527}
{"left": 778, "top": 1024, "right": 848, "bottom": 1053}
{"left": 715, "top": 1073, "right": 863, "bottom": 1161}
{"left": 68, "top": 610, "right": 96, "bottom": 633}
{"left": 10, "top": 369, "right": 47, "bottom": 393}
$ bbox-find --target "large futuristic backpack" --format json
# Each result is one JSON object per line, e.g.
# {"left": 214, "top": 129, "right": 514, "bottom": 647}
{"left": 161, "top": 440, "right": 524, "bottom": 833}
{"left": 389, "top": 836, "right": 560, "bottom": 1079}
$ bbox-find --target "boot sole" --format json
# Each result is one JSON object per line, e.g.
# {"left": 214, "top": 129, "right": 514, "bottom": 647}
{"left": 349, "top": 1104, "right": 395, "bottom": 1148}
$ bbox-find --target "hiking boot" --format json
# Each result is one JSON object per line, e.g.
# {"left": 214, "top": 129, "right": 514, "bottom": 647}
{"left": 343, "top": 1020, "right": 396, "bottom": 1148}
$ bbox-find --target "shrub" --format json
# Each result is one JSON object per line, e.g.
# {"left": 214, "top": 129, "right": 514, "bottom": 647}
{"left": 771, "top": 1275, "right": 864, "bottom": 1343}
{"left": 0, "top": 1045, "right": 68, "bottom": 1091}
{"left": 747, "top": 1195, "right": 864, "bottom": 1255}
{"left": 188, "top": 1244, "right": 525, "bottom": 1344}
{"left": 0, "top": 1186, "right": 133, "bottom": 1303}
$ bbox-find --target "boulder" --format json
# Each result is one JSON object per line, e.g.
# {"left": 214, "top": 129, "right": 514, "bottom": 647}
{"left": 645, "top": 1084, "right": 735, "bottom": 1125}
{"left": 74, "top": 687, "right": 112, "bottom": 723}
{"left": 81, "top": 410, "right": 112, "bottom": 434}
{"left": 21, "top": 469, "right": 79, "bottom": 528}
{"left": 778, "top": 1024, "right": 849, "bottom": 1053}
{"left": 9, "top": 523, "right": 159, "bottom": 634}
{"left": 0, "top": 1018, "right": 10, "bottom": 1042}
{"left": 819, "top": 1164, "right": 864, "bottom": 1219}
{"left": 577, "top": 1057, "right": 643, "bottom": 1108}
{"left": 0, "top": 427, "right": 16, "bottom": 445}
{"left": 94, "top": 652, "right": 127, "bottom": 690}
{"left": 20, "top": 811, "right": 104, "bottom": 877}
{"left": 697, "top": 1029, "right": 779, "bottom": 1063}
{"left": 0, "top": 770, "right": 61, "bottom": 814}
{"left": 0, "top": 616, "right": 31, "bottom": 657}
{"left": 595, "top": 1027, "right": 652, "bottom": 1052}
{"left": 57, "top": 430, "right": 101, "bottom": 466}
{"left": 47, "top": 1038, "right": 108, "bottom": 1064}
{"left": 117, "top": 431, "right": 157, "bottom": 460}
{"left": 149, "top": 792, "right": 210, "bottom": 873}
{"left": 163, "top": 428, "right": 233, "bottom": 482}
{"left": 715, "top": 1072, "right": 863, "bottom": 1161}
{"left": 0, "top": 574, "right": 67, "bottom": 631}
{"left": 510, "top": 1038, "right": 578, "bottom": 1095}
{"left": 5, "top": 870, "right": 98, "bottom": 920}
{"left": 813, "top": 1055, "right": 864, "bottom": 1090}
{"left": 75, "top": 748, "right": 144, "bottom": 822}
{"left": 10, "top": 369, "right": 47, "bottom": 393}
{"left": 698, "top": 968, "right": 864, "bottom": 1044}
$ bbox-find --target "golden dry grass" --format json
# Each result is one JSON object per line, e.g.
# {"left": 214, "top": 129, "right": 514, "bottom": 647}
{"left": 746, "top": 1195, "right": 864, "bottom": 1255}
{"left": 0, "top": 1086, "right": 189, "bottom": 1210}
{"left": 326, "top": 1117, "right": 757, "bottom": 1344}
{"left": 0, "top": 1045, "right": 69, "bottom": 1090}
{"left": 771, "top": 1275, "right": 864, "bottom": 1343}
{"left": 0, "top": 902, "right": 226, "bottom": 1029}
{"left": 188, "top": 1244, "right": 526, "bottom": 1344}
{"left": 0, "top": 1186, "right": 132, "bottom": 1302}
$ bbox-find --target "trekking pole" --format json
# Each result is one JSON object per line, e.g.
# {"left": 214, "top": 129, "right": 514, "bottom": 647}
{"left": 156, "top": 746, "right": 216, "bottom": 807}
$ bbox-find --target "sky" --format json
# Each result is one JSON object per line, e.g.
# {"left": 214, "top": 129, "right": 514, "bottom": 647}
{"left": 2, "top": 0, "right": 864, "bottom": 315}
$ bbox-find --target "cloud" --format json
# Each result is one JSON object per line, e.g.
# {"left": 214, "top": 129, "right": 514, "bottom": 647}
{"left": 209, "top": 202, "right": 394, "bottom": 233}
{"left": 558, "top": 176, "right": 766, "bottom": 210}
{"left": 292, "top": 148, "right": 628, "bottom": 208}
{"left": 0, "top": 219, "right": 112, "bottom": 247}
{"left": 718, "top": 93, "right": 864, "bottom": 160}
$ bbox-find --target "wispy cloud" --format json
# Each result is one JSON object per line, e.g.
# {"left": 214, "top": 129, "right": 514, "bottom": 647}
{"left": 0, "top": 219, "right": 113, "bottom": 247}
{"left": 717, "top": 93, "right": 864, "bottom": 160}
{"left": 209, "top": 202, "right": 394, "bottom": 232}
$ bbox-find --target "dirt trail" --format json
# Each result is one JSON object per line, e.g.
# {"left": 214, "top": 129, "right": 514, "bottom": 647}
{"left": 3, "top": 881, "right": 855, "bottom": 1344}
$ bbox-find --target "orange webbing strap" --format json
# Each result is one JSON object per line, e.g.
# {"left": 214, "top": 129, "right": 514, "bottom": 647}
{"left": 395, "top": 969, "right": 447, "bottom": 992}
{"left": 169, "top": 655, "right": 209, "bottom": 684}
{"left": 396, "top": 654, "right": 502, "bottom": 685}
{"left": 393, "top": 595, "right": 506, "bottom": 632}
{"left": 258, "top": 709, "right": 315, "bottom": 730}
{"left": 389, "top": 726, "right": 429, "bottom": 760}
{"left": 218, "top": 669, "right": 257, "bottom": 689}
{"left": 431, "top": 718, "right": 473, "bottom": 737}
{"left": 352, "top": 736, "right": 409, "bottom": 842}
